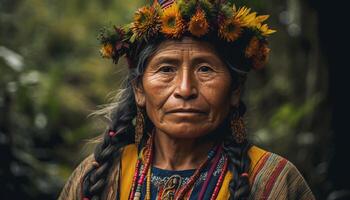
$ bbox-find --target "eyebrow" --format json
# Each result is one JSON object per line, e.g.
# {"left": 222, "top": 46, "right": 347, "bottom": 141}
{"left": 149, "top": 52, "right": 224, "bottom": 67}
{"left": 150, "top": 55, "right": 181, "bottom": 65}
{"left": 191, "top": 54, "right": 223, "bottom": 66}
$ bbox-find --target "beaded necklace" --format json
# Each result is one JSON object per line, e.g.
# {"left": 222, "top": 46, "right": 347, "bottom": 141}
{"left": 128, "top": 133, "right": 228, "bottom": 200}
{"left": 129, "top": 133, "right": 154, "bottom": 200}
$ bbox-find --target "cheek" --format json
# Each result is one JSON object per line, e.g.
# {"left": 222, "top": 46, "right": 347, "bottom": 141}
{"left": 202, "top": 77, "right": 232, "bottom": 117}
{"left": 142, "top": 73, "right": 175, "bottom": 120}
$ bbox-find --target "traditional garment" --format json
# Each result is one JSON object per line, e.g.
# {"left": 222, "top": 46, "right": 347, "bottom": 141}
{"left": 58, "top": 144, "right": 315, "bottom": 200}
{"left": 136, "top": 153, "right": 226, "bottom": 199}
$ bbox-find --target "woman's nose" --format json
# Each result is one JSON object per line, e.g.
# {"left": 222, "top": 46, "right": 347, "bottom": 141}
{"left": 173, "top": 69, "right": 198, "bottom": 100}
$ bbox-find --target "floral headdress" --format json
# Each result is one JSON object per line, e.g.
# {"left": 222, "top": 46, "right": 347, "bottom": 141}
{"left": 99, "top": 0, "right": 276, "bottom": 72}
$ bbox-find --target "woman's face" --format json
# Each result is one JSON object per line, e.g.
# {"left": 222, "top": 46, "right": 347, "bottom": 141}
{"left": 134, "top": 37, "right": 240, "bottom": 139}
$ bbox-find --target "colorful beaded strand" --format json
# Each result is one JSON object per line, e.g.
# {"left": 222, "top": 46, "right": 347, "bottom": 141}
{"left": 128, "top": 159, "right": 141, "bottom": 200}
{"left": 129, "top": 135, "right": 226, "bottom": 200}
{"left": 146, "top": 165, "right": 152, "bottom": 200}
{"left": 129, "top": 133, "right": 154, "bottom": 200}
{"left": 197, "top": 145, "right": 223, "bottom": 199}
{"left": 210, "top": 156, "right": 228, "bottom": 200}
{"left": 174, "top": 145, "right": 219, "bottom": 200}
{"left": 133, "top": 134, "right": 154, "bottom": 200}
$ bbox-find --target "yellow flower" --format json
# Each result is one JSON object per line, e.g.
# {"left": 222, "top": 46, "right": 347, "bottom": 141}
{"left": 218, "top": 17, "right": 242, "bottom": 42}
{"left": 100, "top": 44, "right": 113, "bottom": 58}
{"left": 132, "top": 6, "right": 160, "bottom": 39}
{"left": 254, "top": 15, "right": 270, "bottom": 26}
{"left": 188, "top": 9, "right": 209, "bottom": 37}
{"left": 257, "top": 23, "right": 276, "bottom": 36}
{"left": 234, "top": 6, "right": 251, "bottom": 20}
{"left": 234, "top": 6, "right": 256, "bottom": 27}
{"left": 234, "top": 5, "right": 276, "bottom": 36}
{"left": 245, "top": 36, "right": 259, "bottom": 58}
{"left": 160, "top": 3, "right": 185, "bottom": 38}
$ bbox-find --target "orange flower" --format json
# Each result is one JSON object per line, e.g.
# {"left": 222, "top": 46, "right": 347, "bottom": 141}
{"left": 160, "top": 3, "right": 185, "bottom": 38}
{"left": 132, "top": 6, "right": 160, "bottom": 39}
{"left": 100, "top": 44, "right": 113, "bottom": 58}
{"left": 252, "top": 42, "right": 270, "bottom": 70}
{"left": 218, "top": 17, "right": 242, "bottom": 42}
{"left": 245, "top": 36, "right": 259, "bottom": 58}
{"left": 188, "top": 9, "right": 209, "bottom": 37}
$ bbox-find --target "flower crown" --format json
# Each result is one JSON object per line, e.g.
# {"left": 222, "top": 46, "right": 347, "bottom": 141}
{"left": 99, "top": 0, "right": 276, "bottom": 72}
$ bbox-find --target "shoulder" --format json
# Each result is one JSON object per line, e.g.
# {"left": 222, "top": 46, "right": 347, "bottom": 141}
{"left": 121, "top": 143, "right": 138, "bottom": 157}
{"left": 58, "top": 154, "right": 95, "bottom": 200}
{"left": 120, "top": 143, "right": 139, "bottom": 168}
{"left": 58, "top": 145, "right": 132, "bottom": 200}
{"left": 248, "top": 145, "right": 315, "bottom": 199}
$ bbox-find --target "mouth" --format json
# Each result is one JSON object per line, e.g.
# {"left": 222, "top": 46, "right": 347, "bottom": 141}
{"left": 166, "top": 108, "right": 207, "bottom": 114}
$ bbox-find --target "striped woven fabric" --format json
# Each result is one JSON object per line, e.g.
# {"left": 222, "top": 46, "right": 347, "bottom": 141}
{"left": 248, "top": 151, "right": 314, "bottom": 199}
{"left": 58, "top": 145, "right": 315, "bottom": 200}
{"left": 157, "top": 0, "right": 175, "bottom": 9}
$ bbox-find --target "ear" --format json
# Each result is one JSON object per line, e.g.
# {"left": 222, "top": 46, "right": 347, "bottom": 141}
{"left": 230, "top": 87, "right": 241, "bottom": 108}
{"left": 131, "top": 80, "right": 146, "bottom": 107}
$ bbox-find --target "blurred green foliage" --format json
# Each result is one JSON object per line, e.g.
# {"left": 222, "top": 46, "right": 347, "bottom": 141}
{"left": 0, "top": 0, "right": 330, "bottom": 199}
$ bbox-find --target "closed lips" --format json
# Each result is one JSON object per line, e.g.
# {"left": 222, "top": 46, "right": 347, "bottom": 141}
{"left": 166, "top": 108, "right": 206, "bottom": 113}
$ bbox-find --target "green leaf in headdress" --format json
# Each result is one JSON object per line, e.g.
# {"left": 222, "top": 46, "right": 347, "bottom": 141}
{"left": 129, "top": 33, "right": 138, "bottom": 43}
{"left": 220, "top": 4, "right": 233, "bottom": 18}
{"left": 177, "top": 0, "right": 197, "bottom": 20}
{"left": 98, "top": 25, "right": 120, "bottom": 44}
{"left": 198, "top": 0, "right": 215, "bottom": 20}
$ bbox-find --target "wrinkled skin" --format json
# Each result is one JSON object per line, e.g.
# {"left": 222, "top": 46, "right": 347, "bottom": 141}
{"left": 133, "top": 37, "right": 241, "bottom": 169}
{"left": 134, "top": 37, "right": 240, "bottom": 139}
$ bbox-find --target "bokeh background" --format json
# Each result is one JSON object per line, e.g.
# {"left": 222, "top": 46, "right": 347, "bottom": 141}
{"left": 1, "top": 0, "right": 348, "bottom": 199}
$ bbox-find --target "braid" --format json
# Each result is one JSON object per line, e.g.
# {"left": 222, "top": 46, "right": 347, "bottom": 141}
{"left": 82, "top": 83, "right": 136, "bottom": 199}
{"left": 80, "top": 36, "right": 252, "bottom": 199}
{"left": 81, "top": 42, "right": 160, "bottom": 200}
{"left": 224, "top": 101, "right": 252, "bottom": 200}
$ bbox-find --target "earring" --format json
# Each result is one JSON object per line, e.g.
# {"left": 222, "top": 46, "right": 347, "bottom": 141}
{"left": 230, "top": 109, "right": 247, "bottom": 144}
{"left": 135, "top": 106, "right": 145, "bottom": 146}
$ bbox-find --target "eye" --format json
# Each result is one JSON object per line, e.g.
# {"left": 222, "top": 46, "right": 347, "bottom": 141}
{"left": 158, "top": 65, "right": 176, "bottom": 73}
{"left": 198, "top": 65, "right": 213, "bottom": 73}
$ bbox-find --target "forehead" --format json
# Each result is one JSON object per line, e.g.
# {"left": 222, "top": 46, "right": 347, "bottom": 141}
{"left": 153, "top": 37, "right": 219, "bottom": 56}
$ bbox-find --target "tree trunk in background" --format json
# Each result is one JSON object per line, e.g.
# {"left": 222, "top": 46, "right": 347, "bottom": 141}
{"left": 313, "top": 1, "right": 350, "bottom": 199}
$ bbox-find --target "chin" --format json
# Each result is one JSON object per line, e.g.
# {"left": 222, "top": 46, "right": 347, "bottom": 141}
{"left": 158, "top": 123, "right": 214, "bottom": 139}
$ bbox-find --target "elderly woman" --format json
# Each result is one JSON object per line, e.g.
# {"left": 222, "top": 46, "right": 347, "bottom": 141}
{"left": 59, "top": 0, "right": 315, "bottom": 200}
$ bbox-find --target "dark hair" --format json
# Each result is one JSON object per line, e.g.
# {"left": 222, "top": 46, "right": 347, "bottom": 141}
{"left": 81, "top": 37, "right": 251, "bottom": 200}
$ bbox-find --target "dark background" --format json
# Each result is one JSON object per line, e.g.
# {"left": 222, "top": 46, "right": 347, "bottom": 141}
{"left": 1, "top": 0, "right": 349, "bottom": 199}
